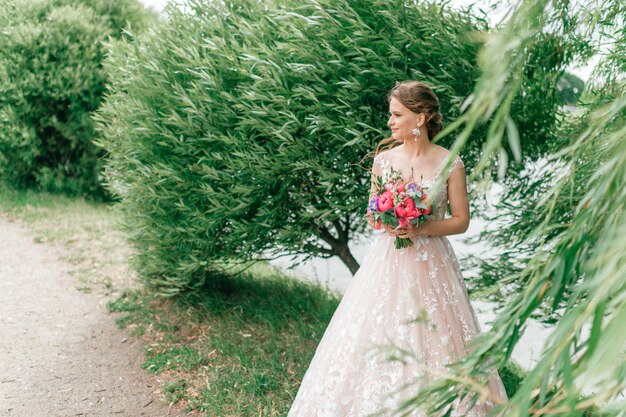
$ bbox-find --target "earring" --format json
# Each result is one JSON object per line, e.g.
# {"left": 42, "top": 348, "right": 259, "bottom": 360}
{"left": 412, "top": 127, "right": 420, "bottom": 141}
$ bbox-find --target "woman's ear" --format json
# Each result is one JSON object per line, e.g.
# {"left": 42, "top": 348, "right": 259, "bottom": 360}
{"left": 416, "top": 113, "right": 426, "bottom": 127}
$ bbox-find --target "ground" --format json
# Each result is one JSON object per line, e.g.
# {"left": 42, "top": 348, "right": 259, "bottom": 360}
{"left": 0, "top": 215, "right": 190, "bottom": 416}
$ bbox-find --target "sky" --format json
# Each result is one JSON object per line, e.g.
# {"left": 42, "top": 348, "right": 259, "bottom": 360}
{"left": 138, "top": 0, "right": 596, "bottom": 81}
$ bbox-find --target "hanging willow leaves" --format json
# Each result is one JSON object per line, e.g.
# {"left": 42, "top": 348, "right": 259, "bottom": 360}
{"left": 386, "top": 0, "right": 626, "bottom": 415}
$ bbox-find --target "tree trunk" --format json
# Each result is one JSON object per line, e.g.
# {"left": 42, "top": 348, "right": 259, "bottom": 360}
{"left": 317, "top": 222, "right": 361, "bottom": 275}
{"left": 335, "top": 242, "right": 360, "bottom": 275}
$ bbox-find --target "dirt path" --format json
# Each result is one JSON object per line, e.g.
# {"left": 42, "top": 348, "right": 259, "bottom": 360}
{"left": 0, "top": 215, "right": 187, "bottom": 416}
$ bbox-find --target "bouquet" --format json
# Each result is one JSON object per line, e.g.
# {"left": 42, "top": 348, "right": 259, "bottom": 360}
{"left": 367, "top": 166, "right": 433, "bottom": 249}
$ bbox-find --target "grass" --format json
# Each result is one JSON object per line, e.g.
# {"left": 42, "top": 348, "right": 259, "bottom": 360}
{"left": 105, "top": 267, "right": 339, "bottom": 415}
{"left": 0, "top": 184, "right": 527, "bottom": 416}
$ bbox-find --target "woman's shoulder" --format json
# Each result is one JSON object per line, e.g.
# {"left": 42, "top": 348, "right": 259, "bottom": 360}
{"left": 440, "top": 150, "right": 465, "bottom": 177}
{"left": 375, "top": 145, "right": 402, "bottom": 161}
{"left": 434, "top": 145, "right": 463, "bottom": 164}
{"left": 433, "top": 144, "right": 451, "bottom": 159}
{"left": 374, "top": 148, "right": 393, "bottom": 164}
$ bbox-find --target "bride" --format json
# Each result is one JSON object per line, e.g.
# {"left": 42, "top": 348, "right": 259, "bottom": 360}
{"left": 287, "top": 81, "right": 508, "bottom": 416}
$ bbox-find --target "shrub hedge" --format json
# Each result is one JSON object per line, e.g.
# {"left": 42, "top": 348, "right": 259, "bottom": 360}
{"left": 0, "top": 0, "right": 155, "bottom": 198}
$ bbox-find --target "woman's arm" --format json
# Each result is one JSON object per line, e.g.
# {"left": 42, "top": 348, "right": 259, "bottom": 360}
{"left": 421, "top": 164, "right": 470, "bottom": 236}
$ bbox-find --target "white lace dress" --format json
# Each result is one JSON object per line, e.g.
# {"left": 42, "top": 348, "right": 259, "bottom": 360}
{"left": 287, "top": 153, "right": 508, "bottom": 417}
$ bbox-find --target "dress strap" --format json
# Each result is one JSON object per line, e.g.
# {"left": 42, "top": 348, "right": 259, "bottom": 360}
{"left": 446, "top": 154, "right": 465, "bottom": 177}
{"left": 373, "top": 153, "right": 391, "bottom": 180}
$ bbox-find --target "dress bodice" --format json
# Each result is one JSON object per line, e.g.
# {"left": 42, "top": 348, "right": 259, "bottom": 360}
{"left": 373, "top": 152, "right": 465, "bottom": 222}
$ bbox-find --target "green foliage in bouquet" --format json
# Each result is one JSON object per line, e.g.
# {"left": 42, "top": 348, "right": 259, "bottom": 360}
{"left": 94, "top": 0, "right": 572, "bottom": 296}
{"left": 0, "top": 0, "right": 156, "bottom": 199}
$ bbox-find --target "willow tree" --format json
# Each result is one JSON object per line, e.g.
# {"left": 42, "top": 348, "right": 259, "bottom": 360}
{"left": 383, "top": 0, "right": 626, "bottom": 415}
{"left": 94, "top": 0, "right": 569, "bottom": 295}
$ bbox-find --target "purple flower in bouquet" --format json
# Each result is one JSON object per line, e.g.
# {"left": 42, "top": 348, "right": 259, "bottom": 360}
{"left": 369, "top": 196, "right": 379, "bottom": 212}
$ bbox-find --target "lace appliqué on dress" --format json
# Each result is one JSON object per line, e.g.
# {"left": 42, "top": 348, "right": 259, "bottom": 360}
{"left": 413, "top": 236, "right": 430, "bottom": 262}
{"left": 288, "top": 151, "right": 507, "bottom": 417}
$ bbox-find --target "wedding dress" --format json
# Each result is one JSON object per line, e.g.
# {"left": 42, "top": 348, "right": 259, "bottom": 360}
{"left": 287, "top": 153, "right": 509, "bottom": 417}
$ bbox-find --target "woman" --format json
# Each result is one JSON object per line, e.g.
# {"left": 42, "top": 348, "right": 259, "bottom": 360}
{"left": 287, "top": 81, "right": 508, "bottom": 416}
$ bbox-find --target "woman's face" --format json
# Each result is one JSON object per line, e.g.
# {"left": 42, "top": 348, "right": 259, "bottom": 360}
{"left": 387, "top": 97, "right": 423, "bottom": 140}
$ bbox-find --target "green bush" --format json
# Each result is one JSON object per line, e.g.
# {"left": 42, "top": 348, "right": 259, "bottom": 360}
{"left": 0, "top": 0, "right": 155, "bottom": 199}
{"left": 94, "top": 0, "right": 568, "bottom": 295}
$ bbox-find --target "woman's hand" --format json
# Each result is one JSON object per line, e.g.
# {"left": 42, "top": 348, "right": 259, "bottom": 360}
{"left": 381, "top": 223, "right": 400, "bottom": 236}
{"left": 386, "top": 223, "right": 430, "bottom": 238}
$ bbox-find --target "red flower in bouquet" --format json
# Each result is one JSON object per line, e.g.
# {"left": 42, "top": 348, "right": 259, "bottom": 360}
{"left": 368, "top": 166, "right": 434, "bottom": 249}
{"left": 395, "top": 197, "right": 419, "bottom": 227}
{"left": 377, "top": 190, "right": 394, "bottom": 212}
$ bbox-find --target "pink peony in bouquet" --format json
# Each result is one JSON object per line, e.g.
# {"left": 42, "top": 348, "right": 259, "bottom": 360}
{"left": 366, "top": 166, "right": 433, "bottom": 249}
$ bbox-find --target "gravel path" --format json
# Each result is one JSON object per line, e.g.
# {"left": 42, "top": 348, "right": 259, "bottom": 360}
{"left": 0, "top": 215, "right": 188, "bottom": 416}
